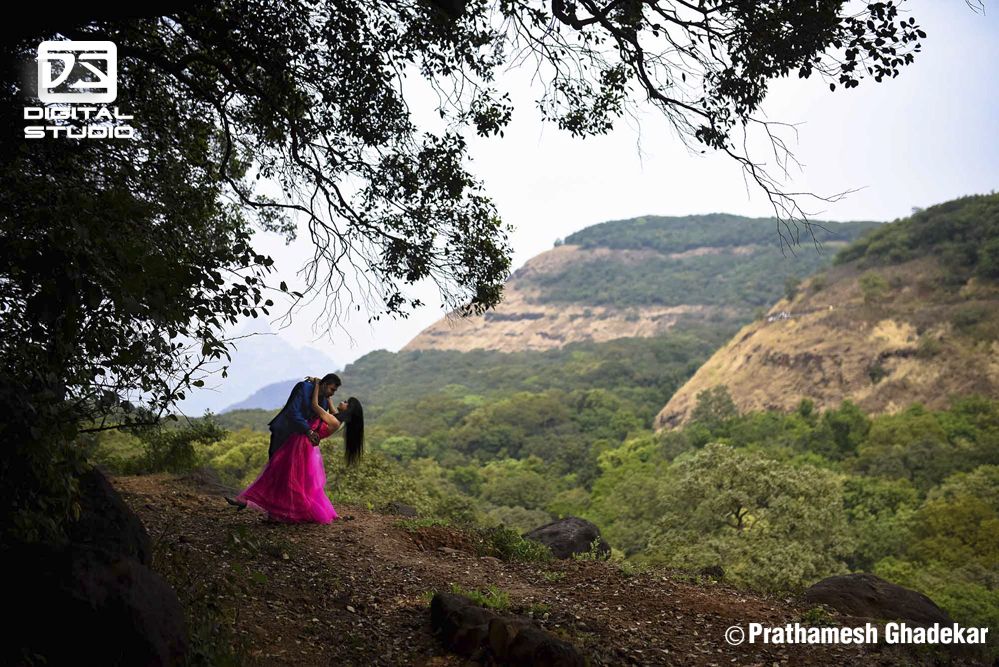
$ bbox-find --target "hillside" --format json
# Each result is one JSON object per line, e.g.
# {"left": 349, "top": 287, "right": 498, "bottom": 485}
{"left": 210, "top": 327, "right": 734, "bottom": 435}
{"left": 113, "top": 471, "right": 941, "bottom": 666}
{"left": 222, "top": 377, "right": 303, "bottom": 413}
{"left": 657, "top": 195, "right": 999, "bottom": 428}
{"left": 405, "top": 214, "right": 878, "bottom": 353}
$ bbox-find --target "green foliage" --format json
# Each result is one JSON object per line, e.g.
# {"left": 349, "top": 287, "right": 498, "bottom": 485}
{"left": 141, "top": 420, "right": 229, "bottom": 474}
{"left": 836, "top": 194, "right": 999, "bottom": 283}
{"left": 449, "top": 584, "right": 510, "bottom": 611}
{"left": 799, "top": 606, "right": 838, "bottom": 627}
{"left": 907, "top": 466, "right": 999, "bottom": 572}
{"left": 529, "top": 216, "right": 875, "bottom": 312}
{"left": 851, "top": 404, "right": 992, "bottom": 491}
{"left": 784, "top": 276, "right": 802, "bottom": 301}
{"left": 476, "top": 526, "right": 553, "bottom": 563}
{"left": 858, "top": 272, "right": 891, "bottom": 304}
{"left": 842, "top": 476, "right": 917, "bottom": 571}
{"left": 645, "top": 443, "right": 853, "bottom": 591}
{"left": 201, "top": 429, "right": 270, "bottom": 489}
{"left": 89, "top": 419, "right": 228, "bottom": 476}
{"left": 809, "top": 272, "right": 828, "bottom": 292}
{"left": 690, "top": 386, "right": 739, "bottom": 435}
{"left": 874, "top": 558, "right": 999, "bottom": 642}
{"left": 952, "top": 303, "right": 991, "bottom": 338}
{"left": 87, "top": 429, "right": 147, "bottom": 475}
{"left": 346, "top": 328, "right": 729, "bottom": 425}
{"left": 867, "top": 362, "right": 888, "bottom": 384}
{"left": 479, "top": 457, "right": 559, "bottom": 510}
{"left": 571, "top": 537, "right": 610, "bottom": 562}
{"left": 586, "top": 434, "right": 671, "bottom": 555}
{"left": 566, "top": 214, "right": 877, "bottom": 255}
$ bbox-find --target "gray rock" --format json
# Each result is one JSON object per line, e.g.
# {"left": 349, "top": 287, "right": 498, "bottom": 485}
{"left": 430, "top": 592, "right": 584, "bottom": 666}
{"left": 523, "top": 517, "right": 610, "bottom": 560}
{"left": 7, "top": 467, "right": 188, "bottom": 665}
{"left": 804, "top": 573, "right": 952, "bottom": 626}
{"left": 68, "top": 466, "right": 151, "bottom": 565}
{"left": 10, "top": 545, "right": 189, "bottom": 665}
{"left": 383, "top": 500, "right": 418, "bottom": 517}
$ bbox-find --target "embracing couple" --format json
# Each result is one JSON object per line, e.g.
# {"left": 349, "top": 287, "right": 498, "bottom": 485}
{"left": 225, "top": 374, "right": 364, "bottom": 524}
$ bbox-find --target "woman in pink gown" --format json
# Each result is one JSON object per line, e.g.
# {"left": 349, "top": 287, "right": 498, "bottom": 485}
{"left": 225, "top": 381, "right": 365, "bottom": 523}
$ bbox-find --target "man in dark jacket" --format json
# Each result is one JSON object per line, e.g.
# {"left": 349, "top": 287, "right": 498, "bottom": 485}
{"left": 267, "top": 373, "right": 341, "bottom": 459}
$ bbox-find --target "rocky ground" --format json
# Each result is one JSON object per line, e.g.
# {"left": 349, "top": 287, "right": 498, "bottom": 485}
{"left": 113, "top": 472, "right": 972, "bottom": 666}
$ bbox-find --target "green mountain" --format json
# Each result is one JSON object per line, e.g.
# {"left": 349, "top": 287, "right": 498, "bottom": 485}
{"left": 658, "top": 193, "right": 999, "bottom": 427}
{"left": 405, "top": 214, "right": 879, "bottom": 352}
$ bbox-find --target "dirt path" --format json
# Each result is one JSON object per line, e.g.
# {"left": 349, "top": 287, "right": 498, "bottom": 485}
{"left": 113, "top": 473, "right": 930, "bottom": 666}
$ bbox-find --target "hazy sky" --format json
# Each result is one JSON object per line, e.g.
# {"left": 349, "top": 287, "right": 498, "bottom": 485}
{"left": 247, "top": 0, "right": 999, "bottom": 368}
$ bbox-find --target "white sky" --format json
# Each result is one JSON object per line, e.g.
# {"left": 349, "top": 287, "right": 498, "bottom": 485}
{"left": 249, "top": 0, "right": 998, "bottom": 368}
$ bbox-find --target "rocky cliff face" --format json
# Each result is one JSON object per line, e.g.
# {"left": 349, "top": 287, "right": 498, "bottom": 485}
{"left": 404, "top": 213, "right": 877, "bottom": 354}
{"left": 404, "top": 245, "right": 730, "bottom": 353}
{"left": 655, "top": 255, "right": 999, "bottom": 429}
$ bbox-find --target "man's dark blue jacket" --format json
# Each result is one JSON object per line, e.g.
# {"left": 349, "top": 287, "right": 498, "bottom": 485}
{"left": 268, "top": 380, "right": 330, "bottom": 459}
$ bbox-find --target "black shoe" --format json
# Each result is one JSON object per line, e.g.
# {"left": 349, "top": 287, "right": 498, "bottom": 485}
{"left": 225, "top": 496, "right": 247, "bottom": 511}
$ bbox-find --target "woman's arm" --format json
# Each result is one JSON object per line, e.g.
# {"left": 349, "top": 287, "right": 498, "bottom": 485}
{"left": 310, "top": 380, "right": 341, "bottom": 430}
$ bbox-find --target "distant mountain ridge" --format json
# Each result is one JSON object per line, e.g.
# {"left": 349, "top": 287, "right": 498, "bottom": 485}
{"left": 177, "top": 318, "right": 339, "bottom": 415}
{"left": 656, "top": 194, "right": 999, "bottom": 427}
{"left": 221, "top": 377, "right": 302, "bottom": 412}
{"left": 404, "top": 214, "right": 879, "bottom": 353}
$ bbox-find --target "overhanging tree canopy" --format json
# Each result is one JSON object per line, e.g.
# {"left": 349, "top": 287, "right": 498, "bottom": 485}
{"left": 0, "top": 0, "right": 939, "bottom": 541}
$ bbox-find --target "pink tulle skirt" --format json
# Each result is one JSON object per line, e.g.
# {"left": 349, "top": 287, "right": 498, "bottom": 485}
{"left": 236, "top": 429, "right": 338, "bottom": 524}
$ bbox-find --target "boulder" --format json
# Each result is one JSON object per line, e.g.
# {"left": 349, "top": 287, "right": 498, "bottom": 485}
{"left": 804, "top": 573, "right": 952, "bottom": 626}
{"left": 523, "top": 517, "right": 610, "bottom": 560}
{"left": 9, "top": 545, "right": 189, "bottom": 665}
{"left": 383, "top": 501, "right": 418, "bottom": 517}
{"left": 68, "top": 466, "right": 152, "bottom": 565}
{"left": 430, "top": 592, "right": 584, "bottom": 666}
{"left": 6, "top": 467, "right": 189, "bottom": 665}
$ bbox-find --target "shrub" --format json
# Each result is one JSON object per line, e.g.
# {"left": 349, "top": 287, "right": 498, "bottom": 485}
{"left": 916, "top": 336, "right": 942, "bottom": 359}
{"left": 784, "top": 276, "right": 801, "bottom": 301}
{"left": 449, "top": 583, "right": 511, "bottom": 611}
{"left": 858, "top": 272, "right": 890, "bottom": 304}
{"left": 952, "top": 304, "right": 989, "bottom": 331}
{"left": 867, "top": 362, "right": 888, "bottom": 384}
{"left": 476, "top": 526, "right": 553, "bottom": 563}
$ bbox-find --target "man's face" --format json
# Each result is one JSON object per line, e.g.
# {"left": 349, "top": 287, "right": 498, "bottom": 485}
{"left": 322, "top": 383, "right": 338, "bottom": 399}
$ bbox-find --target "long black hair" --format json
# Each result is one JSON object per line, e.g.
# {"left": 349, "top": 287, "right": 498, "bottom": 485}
{"left": 342, "top": 397, "right": 364, "bottom": 466}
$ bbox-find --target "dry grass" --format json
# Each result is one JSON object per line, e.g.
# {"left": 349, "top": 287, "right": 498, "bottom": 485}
{"left": 657, "top": 256, "right": 999, "bottom": 428}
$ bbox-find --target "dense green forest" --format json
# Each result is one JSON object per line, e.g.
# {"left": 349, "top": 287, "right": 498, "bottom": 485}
{"left": 526, "top": 214, "right": 879, "bottom": 309}
{"left": 214, "top": 324, "right": 736, "bottom": 432}
{"left": 836, "top": 193, "right": 999, "bottom": 279}
{"left": 90, "top": 388, "right": 999, "bottom": 638}
{"left": 564, "top": 213, "right": 879, "bottom": 253}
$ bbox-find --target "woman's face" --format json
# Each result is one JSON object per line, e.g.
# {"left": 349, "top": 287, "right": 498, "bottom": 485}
{"left": 337, "top": 400, "right": 349, "bottom": 412}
